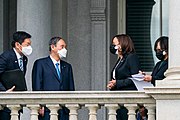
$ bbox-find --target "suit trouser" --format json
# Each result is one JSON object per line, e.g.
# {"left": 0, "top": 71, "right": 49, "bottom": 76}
{"left": 0, "top": 107, "right": 11, "bottom": 120}
{"left": 116, "top": 106, "right": 128, "bottom": 120}
{"left": 0, "top": 107, "right": 22, "bottom": 120}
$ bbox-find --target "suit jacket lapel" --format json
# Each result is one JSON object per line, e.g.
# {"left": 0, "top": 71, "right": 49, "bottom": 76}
{"left": 10, "top": 49, "right": 20, "bottom": 69}
{"left": 115, "top": 56, "right": 126, "bottom": 70}
{"left": 60, "top": 61, "right": 66, "bottom": 84}
{"left": 154, "top": 60, "right": 168, "bottom": 75}
{"left": 60, "top": 61, "right": 69, "bottom": 90}
{"left": 22, "top": 56, "right": 28, "bottom": 74}
{"left": 46, "top": 56, "right": 60, "bottom": 81}
{"left": 11, "top": 49, "right": 28, "bottom": 74}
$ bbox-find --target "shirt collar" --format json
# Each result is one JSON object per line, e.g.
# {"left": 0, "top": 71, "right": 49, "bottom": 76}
{"left": 13, "top": 48, "right": 23, "bottom": 59}
{"left": 50, "top": 55, "right": 60, "bottom": 65}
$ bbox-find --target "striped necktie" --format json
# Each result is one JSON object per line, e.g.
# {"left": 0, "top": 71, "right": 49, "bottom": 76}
{"left": 55, "top": 63, "right": 61, "bottom": 79}
{"left": 19, "top": 57, "right": 23, "bottom": 71}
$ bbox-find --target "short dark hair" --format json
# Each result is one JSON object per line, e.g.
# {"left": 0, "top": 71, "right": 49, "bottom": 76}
{"left": 112, "top": 34, "right": 135, "bottom": 55}
{"left": 11, "top": 31, "right": 31, "bottom": 47}
{"left": 49, "top": 37, "right": 62, "bottom": 51}
{"left": 154, "top": 36, "right": 168, "bottom": 53}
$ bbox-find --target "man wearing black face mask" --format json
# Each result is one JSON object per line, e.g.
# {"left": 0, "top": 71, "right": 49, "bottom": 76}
{"left": 143, "top": 36, "right": 168, "bottom": 86}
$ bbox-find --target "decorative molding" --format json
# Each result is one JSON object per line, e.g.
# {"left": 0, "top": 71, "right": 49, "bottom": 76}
{"left": 90, "top": 0, "right": 106, "bottom": 21}
{"left": 91, "top": 0, "right": 105, "bottom": 8}
{"left": 90, "top": 7, "right": 106, "bottom": 21}
{"left": 156, "top": 67, "right": 180, "bottom": 87}
{"left": 164, "top": 67, "right": 180, "bottom": 80}
{"left": 118, "top": 0, "right": 126, "bottom": 33}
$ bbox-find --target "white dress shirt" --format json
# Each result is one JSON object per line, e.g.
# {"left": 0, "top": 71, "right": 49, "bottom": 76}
{"left": 50, "top": 55, "right": 61, "bottom": 72}
{"left": 13, "top": 48, "right": 23, "bottom": 67}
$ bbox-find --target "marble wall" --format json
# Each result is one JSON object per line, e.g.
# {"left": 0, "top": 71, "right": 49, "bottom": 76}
{"left": 17, "top": 0, "right": 52, "bottom": 91}
{"left": 67, "top": 0, "right": 92, "bottom": 91}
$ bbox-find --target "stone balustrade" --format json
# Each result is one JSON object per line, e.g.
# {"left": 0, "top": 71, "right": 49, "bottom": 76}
{"left": 0, "top": 91, "right": 155, "bottom": 120}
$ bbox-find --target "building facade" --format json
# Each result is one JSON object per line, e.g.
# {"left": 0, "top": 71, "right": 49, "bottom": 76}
{"left": 1, "top": 0, "right": 180, "bottom": 120}
{"left": 0, "top": 0, "right": 170, "bottom": 90}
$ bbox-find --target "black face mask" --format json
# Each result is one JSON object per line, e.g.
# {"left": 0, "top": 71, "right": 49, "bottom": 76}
{"left": 156, "top": 51, "right": 165, "bottom": 60}
{"left": 110, "top": 44, "right": 118, "bottom": 54}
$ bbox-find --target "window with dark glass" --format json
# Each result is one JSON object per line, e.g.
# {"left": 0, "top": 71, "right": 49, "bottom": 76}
{"left": 126, "top": 0, "right": 168, "bottom": 71}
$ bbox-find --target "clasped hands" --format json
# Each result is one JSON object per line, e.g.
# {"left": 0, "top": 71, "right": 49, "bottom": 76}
{"left": 107, "top": 71, "right": 152, "bottom": 90}
{"left": 107, "top": 79, "right": 116, "bottom": 89}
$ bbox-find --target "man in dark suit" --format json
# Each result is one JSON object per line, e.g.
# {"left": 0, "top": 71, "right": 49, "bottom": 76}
{"left": 0, "top": 31, "right": 32, "bottom": 120}
{"left": 32, "top": 37, "right": 75, "bottom": 120}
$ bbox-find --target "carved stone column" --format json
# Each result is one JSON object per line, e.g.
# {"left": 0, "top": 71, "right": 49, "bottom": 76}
{"left": 66, "top": 104, "right": 80, "bottom": 120}
{"left": 156, "top": 0, "right": 180, "bottom": 87}
{"left": 17, "top": 0, "right": 52, "bottom": 91}
{"left": 46, "top": 104, "right": 61, "bottom": 120}
{"left": 85, "top": 104, "right": 100, "bottom": 120}
{"left": 90, "top": 0, "right": 107, "bottom": 91}
{"left": 28, "top": 105, "right": 40, "bottom": 120}
{"left": 8, "top": 105, "right": 21, "bottom": 120}
{"left": 144, "top": 104, "right": 155, "bottom": 120}
{"left": 124, "top": 104, "right": 137, "bottom": 120}
{"left": 90, "top": 1, "right": 107, "bottom": 120}
{"left": 144, "top": 1, "right": 180, "bottom": 120}
{"left": 105, "top": 104, "right": 119, "bottom": 120}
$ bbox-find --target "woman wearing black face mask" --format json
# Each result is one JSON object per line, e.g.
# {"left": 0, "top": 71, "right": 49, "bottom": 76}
{"left": 107, "top": 34, "right": 141, "bottom": 90}
{"left": 107, "top": 34, "right": 141, "bottom": 120}
{"left": 143, "top": 36, "right": 168, "bottom": 86}
{"left": 137, "top": 37, "right": 168, "bottom": 120}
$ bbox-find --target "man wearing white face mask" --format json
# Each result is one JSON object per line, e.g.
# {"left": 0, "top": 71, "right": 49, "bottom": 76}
{"left": 0, "top": 31, "right": 32, "bottom": 120}
{"left": 32, "top": 37, "right": 75, "bottom": 120}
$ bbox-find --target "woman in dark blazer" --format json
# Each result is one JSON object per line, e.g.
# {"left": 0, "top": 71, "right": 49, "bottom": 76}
{"left": 144, "top": 36, "right": 168, "bottom": 86}
{"left": 137, "top": 36, "right": 168, "bottom": 120}
{"left": 107, "top": 34, "right": 141, "bottom": 120}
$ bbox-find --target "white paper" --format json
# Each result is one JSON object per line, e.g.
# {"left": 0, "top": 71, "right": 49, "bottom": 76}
{"left": 131, "top": 74, "right": 144, "bottom": 81}
{"left": 131, "top": 74, "right": 154, "bottom": 91}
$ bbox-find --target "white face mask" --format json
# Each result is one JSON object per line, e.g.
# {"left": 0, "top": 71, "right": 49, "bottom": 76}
{"left": 58, "top": 48, "right": 67, "bottom": 58}
{"left": 114, "top": 46, "right": 119, "bottom": 54}
{"left": 22, "top": 46, "right": 33, "bottom": 56}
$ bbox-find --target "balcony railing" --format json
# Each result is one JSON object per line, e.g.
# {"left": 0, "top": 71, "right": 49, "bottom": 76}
{"left": 0, "top": 91, "right": 155, "bottom": 120}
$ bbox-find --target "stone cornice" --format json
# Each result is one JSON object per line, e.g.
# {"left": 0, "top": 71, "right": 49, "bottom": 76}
{"left": 145, "top": 87, "right": 180, "bottom": 100}
{"left": 0, "top": 91, "right": 155, "bottom": 104}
